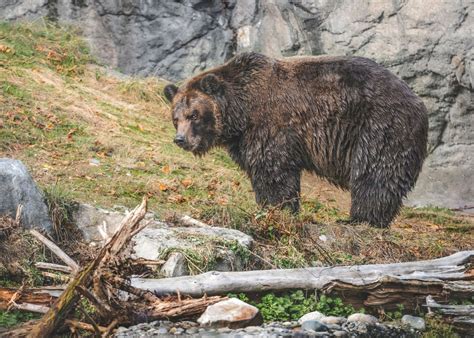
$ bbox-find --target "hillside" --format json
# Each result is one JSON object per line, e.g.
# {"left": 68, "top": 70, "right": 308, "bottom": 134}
{"left": 0, "top": 21, "right": 473, "bottom": 271}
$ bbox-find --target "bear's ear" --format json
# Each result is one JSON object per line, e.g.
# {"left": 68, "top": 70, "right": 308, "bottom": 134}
{"left": 163, "top": 84, "right": 178, "bottom": 102}
{"left": 200, "top": 73, "right": 224, "bottom": 96}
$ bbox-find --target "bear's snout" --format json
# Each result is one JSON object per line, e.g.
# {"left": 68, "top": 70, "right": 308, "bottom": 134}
{"left": 174, "top": 134, "right": 186, "bottom": 148}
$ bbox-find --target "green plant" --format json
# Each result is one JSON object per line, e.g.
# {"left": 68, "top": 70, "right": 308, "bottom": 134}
{"left": 384, "top": 303, "right": 405, "bottom": 321}
{"left": 313, "top": 294, "right": 357, "bottom": 317}
{"left": 43, "top": 183, "right": 76, "bottom": 239}
{"left": 229, "top": 291, "right": 358, "bottom": 322}
{"left": 423, "top": 315, "right": 459, "bottom": 338}
{"left": 0, "top": 310, "right": 40, "bottom": 328}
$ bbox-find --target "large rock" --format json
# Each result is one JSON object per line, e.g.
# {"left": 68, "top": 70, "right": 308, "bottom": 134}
{"left": 197, "top": 298, "right": 262, "bottom": 328}
{"left": 1, "top": 0, "right": 472, "bottom": 210}
{"left": 0, "top": 158, "right": 52, "bottom": 232}
{"left": 72, "top": 203, "right": 253, "bottom": 274}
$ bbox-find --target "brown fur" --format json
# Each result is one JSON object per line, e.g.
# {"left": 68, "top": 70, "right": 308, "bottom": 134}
{"left": 164, "top": 52, "right": 428, "bottom": 228}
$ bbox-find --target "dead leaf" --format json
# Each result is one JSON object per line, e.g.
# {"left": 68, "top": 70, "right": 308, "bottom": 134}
{"left": 161, "top": 165, "right": 170, "bottom": 174}
{"left": 67, "top": 128, "right": 77, "bottom": 140}
{"left": 181, "top": 179, "right": 193, "bottom": 188}
{"left": 159, "top": 183, "right": 169, "bottom": 192}
{"left": 0, "top": 44, "right": 12, "bottom": 54}
{"left": 168, "top": 194, "right": 185, "bottom": 203}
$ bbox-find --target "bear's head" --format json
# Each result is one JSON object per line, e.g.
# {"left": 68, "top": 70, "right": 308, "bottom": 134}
{"left": 163, "top": 74, "right": 224, "bottom": 156}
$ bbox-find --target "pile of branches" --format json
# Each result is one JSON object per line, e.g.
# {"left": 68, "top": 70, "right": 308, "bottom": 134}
{"left": 3, "top": 199, "right": 224, "bottom": 337}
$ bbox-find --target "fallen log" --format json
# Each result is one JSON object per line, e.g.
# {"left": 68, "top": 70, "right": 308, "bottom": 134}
{"left": 426, "top": 295, "right": 474, "bottom": 334}
{"left": 132, "top": 250, "right": 474, "bottom": 311}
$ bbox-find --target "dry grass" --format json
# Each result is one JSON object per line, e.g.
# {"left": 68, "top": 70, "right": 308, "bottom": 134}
{"left": 0, "top": 21, "right": 472, "bottom": 272}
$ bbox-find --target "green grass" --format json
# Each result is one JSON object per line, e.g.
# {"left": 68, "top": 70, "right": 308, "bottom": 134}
{"left": 0, "top": 20, "right": 91, "bottom": 74}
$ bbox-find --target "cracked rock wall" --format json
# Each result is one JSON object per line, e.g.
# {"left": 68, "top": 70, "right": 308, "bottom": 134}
{"left": 1, "top": 0, "right": 472, "bottom": 210}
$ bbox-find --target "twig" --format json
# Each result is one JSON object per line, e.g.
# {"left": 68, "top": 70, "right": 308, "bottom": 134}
{"left": 15, "top": 204, "right": 23, "bottom": 226}
{"left": 35, "top": 262, "right": 73, "bottom": 274}
{"left": 75, "top": 285, "right": 112, "bottom": 318}
{"left": 65, "top": 319, "right": 107, "bottom": 333}
{"left": 30, "top": 229, "right": 80, "bottom": 273}
{"left": 130, "top": 258, "right": 166, "bottom": 266}
{"left": 102, "top": 319, "right": 118, "bottom": 338}
{"left": 78, "top": 303, "right": 102, "bottom": 337}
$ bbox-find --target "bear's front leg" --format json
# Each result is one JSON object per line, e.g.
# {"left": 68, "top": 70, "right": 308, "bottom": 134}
{"left": 249, "top": 162, "right": 301, "bottom": 213}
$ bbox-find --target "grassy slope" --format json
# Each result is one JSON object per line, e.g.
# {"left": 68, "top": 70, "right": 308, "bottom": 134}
{"left": 0, "top": 21, "right": 473, "bottom": 270}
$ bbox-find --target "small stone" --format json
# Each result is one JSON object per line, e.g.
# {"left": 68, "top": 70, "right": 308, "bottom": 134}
{"left": 347, "top": 313, "right": 379, "bottom": 324}
{"left": 174, "top": 327, "right": 184, "bottom": 334}
{"left": 186, "top": 327, "right": 198, "bottom": 334}
{"left": 161, "top": 252, "right": 189, "bottom": 277}
{"left": 321, "top": 316, "right": 346, "bottom": 325}
{"left": 298, "top": 311, "right": 325, "bottom": 324}
{"left": 217, "top": 327, "right": 232, "bottom": 333}
{"left": 169, "top": 327, "right": 177, "bottom": 334}
{"left": 89, "top": 158, "right": 100, "bottom": 166}
{"left": 245, "top": 325, "right": 261, "bottom": 332}
{"left": 178, "top": 320, "right": 197, "bottom": 329}
{"left": 333, "top": 330, "right": 348, "bottom": 337}
{"left": 301, "top": 320, "right": 328, "bottom": 332}
{"left": 325, "top": 323, "right": 342, "bottom": 331}
{"left": 197, "top": 298, "right": 263, "bottom": 328}
{"left": 402, "top": 315, "right": 426, "bottom": 331}
{"left": 156, "top": 327, "right": 168, "bottom": 334}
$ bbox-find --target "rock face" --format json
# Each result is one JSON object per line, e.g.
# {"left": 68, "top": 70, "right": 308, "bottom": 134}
{"left": 1, "top": 0, "right": 472, "bottom": 210}
{"left": 0, "top": 158, "right": 53, "bottom": 232}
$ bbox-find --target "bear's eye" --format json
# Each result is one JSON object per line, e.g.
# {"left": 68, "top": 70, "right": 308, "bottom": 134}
{"left": 188, "top": 110, "right": 199, "bottom": 120}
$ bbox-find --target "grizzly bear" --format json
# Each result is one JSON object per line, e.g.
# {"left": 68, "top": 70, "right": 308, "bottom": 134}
{"left": 163, "top": 52, "right": 428, "bottom": 228}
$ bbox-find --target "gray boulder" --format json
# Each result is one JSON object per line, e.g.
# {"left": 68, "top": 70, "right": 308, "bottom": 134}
{"left": 71, "top": 203, "right": 253, "bottom": 274}
{"left": 0, "top": 158, "right": 52, "bottom": 232}
{"left": 401, "top": 315, "right": 426, "bottom": 331}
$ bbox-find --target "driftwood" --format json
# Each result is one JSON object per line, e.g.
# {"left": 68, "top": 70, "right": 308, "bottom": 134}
{"left": 30, "top": 229, "right": 80, "bottom": 273}
{"left": 12, "top": 303, "right": 50, "bottom": 314}
{"left": 426, "top": 295, "right": 474, "bottom": 334}
{"left": 20, "top": 198, "right": 225, "bottom": 336}
{"left": 148, "top": 295, "right": 225, "bottom": 319}
{"left": 132, "top": 250, "right": 474, "bottom": 311}
{"left": 0, "top": 287, "right": 55, "bottom": 311}
{"left": 28, "top": 198, "right": 148, "bottom": 337}
{"left": 35, "top": 262, "right": 73, "bottom": 274}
